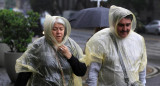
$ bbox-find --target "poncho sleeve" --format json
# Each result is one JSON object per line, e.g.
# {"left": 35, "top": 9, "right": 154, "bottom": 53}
{"left": 15, "top": 38, "right": 43, "bottom": 75}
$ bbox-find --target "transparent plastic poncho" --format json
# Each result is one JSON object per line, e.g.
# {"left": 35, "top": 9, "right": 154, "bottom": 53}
{"left": 82, "top": 5, "right": 147, "bottom": 86}
{"left": 15, "top": 15, "right": 83, "bottom": 86}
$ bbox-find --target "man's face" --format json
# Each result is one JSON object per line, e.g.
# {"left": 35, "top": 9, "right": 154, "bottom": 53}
{"left": 117, "top": 18, "right": 132, "bottom": 38}
{"left": 52, "top": 23, "right": 65, "bottom": 43}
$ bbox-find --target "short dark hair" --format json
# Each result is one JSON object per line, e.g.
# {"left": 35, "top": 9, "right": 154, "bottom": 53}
{"left": 125, "top": 14, "right": 133, "bottom": 21}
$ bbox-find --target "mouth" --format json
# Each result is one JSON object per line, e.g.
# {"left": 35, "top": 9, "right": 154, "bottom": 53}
{"left": 121, "top": 30, "right": 129, "bottom": 33}
{"left": 120, "top": 30, "right": 130, "bottom": 34}
{"left": 121, "top": 31, "right": 128, "bottom": 34}
{"left": 56, "top": 36, "right": 61, "bottom": 38}
{"left": 56, "top": 35, "right": 61, "bottom": 37}
{"left": 121, "top": 32, "right": 128, "bottom": 36}
{"left": 118, "top": 30, "right": 129, "bottom": 37}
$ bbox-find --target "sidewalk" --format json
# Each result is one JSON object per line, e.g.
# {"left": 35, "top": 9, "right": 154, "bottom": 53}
{"left": 0, "top": 64, "right": 160, "bottom": 86}
{"left": 0, "top": 67, "right": 13, "bottom": 86}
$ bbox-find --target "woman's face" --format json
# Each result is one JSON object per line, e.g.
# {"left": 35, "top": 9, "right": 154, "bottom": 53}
{"left": 52, "top": 23, "right": 65, "bottom": 43}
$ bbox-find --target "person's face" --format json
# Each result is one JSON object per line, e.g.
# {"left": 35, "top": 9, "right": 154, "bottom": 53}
{"left": 52, "top": 23, "right": 65, "bottom": 43}
{"left": 117, "top": 18, "right": 132, "bottom": 38}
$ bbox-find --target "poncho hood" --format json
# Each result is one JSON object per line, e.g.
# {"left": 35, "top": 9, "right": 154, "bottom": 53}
{"left": 109, "top": 5, "right": 137, "bottom": 38}
{"left": 43, "top": 15, "right": 71, "bottom": 46}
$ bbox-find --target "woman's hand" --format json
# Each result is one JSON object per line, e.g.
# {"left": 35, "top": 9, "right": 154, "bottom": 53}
{"left": 58, "top": 45, "right": 72, "bottom": 59}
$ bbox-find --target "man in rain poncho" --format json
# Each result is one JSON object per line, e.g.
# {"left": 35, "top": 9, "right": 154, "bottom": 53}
{"left": 83, "top": 5, "right": 147, "bottom": 86}
{"left": 15, "top": 15, "right": 86, "bottom": 86}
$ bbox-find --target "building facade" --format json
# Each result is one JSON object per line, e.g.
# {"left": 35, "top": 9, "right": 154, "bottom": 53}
{"left": 139, "top": 0, "right": 160, "bottom": 24}
{"left": 0, "top": 0, "right": 5, "bottom": 9}
{"left": 1, "top": 0, "right": 160, "bottom": 24}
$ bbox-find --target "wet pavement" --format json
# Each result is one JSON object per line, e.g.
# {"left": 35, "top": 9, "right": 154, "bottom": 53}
{"left": 0, "top": 68, "right": 13, "bottom": 86}
{"left": 0, "top": 28, "right": 160, "bottom": 86}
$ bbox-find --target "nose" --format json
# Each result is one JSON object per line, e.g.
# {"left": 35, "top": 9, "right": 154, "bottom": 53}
{"left": 57, "top": 29, "right": 61, "bottom": 33}
{"left": 123, "top": 25, "right": 128, "bottom": 31}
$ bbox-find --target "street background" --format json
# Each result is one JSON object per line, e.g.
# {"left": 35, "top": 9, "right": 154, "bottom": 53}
{"left": 1, "top": 0, "right": 160, "bottom": 86}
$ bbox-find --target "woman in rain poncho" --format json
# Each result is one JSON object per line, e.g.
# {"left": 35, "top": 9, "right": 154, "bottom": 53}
{"left": 15, "top": 15, "right": 86, "bottom": 86}
{"left": 83, "top": 5, "right": 147, "bottom": 86}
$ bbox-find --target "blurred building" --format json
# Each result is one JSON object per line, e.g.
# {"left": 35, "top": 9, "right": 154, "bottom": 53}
{"left": 139, "top": 0, "right": 160, "bottom": 24}
{"left": 2, "top": 0, "right": 31, "bottom": 14}
{"left": 2, "top": 0, "right": 160, "bottom": 24}
{"left": 56, "top": 0, "right": 160, "bottom": 24}
{"left": 0, "top": 0, "right": 5, "bottom": 9}
{"left": 15, "top": 0, "right": 31, "bottom": 14}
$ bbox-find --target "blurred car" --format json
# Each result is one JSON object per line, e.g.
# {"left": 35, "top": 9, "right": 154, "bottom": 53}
{"left": 145, "top": 20, "right": 160, "bottom": 35}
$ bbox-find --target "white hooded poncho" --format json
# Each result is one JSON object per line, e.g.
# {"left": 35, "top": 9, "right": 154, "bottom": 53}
{"left": 15, "top": 15, "right": 83, "bottom": 86}
{"left": 82, "top": 5, "right": 147, "bottom": 86}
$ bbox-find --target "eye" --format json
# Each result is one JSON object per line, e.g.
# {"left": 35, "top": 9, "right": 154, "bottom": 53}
{"left": 118, "top": 23, "right": 124, "bottom": 27}
{"left": 60, "top": 27, "right": 64, "bottom": 31}
{"left": 52, "top": 28, "right": 57, "bottom": 31}
{"left": 126, "top": 23, "right": 131, "bottom": 27}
